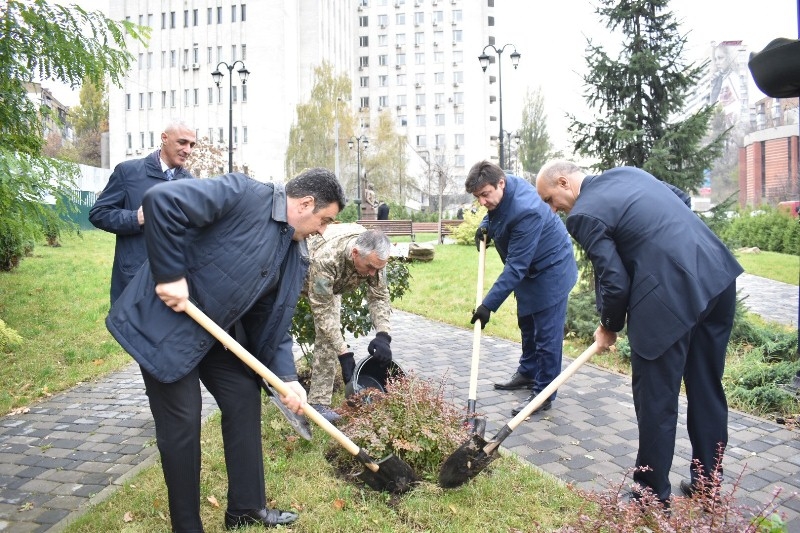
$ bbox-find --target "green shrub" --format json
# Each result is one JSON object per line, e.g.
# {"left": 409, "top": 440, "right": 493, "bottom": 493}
{"left": 721, "top": 207, "right": 798, "bottom": 254}
{"left": 0, "top": 319, "right": 23, "bottom": 352}
{"left": 290, "top": 258, "right": 411, "bottom": 363}
{"left": 329, "top": 373, "right": 470, "bottom": 483}
{"left": 450, "top": 206, "right": 487, "bottom": 246}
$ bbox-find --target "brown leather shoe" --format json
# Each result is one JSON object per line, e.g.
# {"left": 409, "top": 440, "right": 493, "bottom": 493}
{"left": 494, "top": 372, "right": 535, "bottom": 390}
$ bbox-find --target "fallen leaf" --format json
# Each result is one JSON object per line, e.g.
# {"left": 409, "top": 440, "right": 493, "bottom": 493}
{"left": 92, "top": 359, "right": 105, "bottom": 366}
{"left": 207, "top": 495, "right": 219, "bottom": 508}
{"left": 584, "top": 454, "right": 594, "bottom": 460}
{"left": 333, "top": 498, "right": 346, "bottom": 510}
{"left": 449, "top": 504, "right": 458, "bottom": 514}
{"left": 8, "top": 406, "right": 29, "bottom": 416}
{"left": 123, "top": 511, "right": 134, "bottom": 522}
{"left": 158, "top": 511, "right": 167, "bottom": 521}
{"left": 570, "top": 440, "right": 580, "bottom": 445}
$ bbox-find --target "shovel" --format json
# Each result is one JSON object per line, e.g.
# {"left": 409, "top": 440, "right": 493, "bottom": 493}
{"left": 439, "top": 342, "right": 599, "bottom": 488}
{"left": 465, "top": 229, "right": 488, "bottom": 437}
{"left": 185, "top": 301, "right": 416, "bottom": 494}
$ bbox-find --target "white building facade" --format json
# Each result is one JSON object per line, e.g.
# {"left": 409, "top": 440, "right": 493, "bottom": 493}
{"left": 109, "top": 0, "right": 496, "bottom": 188}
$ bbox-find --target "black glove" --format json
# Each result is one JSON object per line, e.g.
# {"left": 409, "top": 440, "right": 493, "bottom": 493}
{"left": 474, "top": 227, "right": 490, "bottom": 251}
{"left": 367, "top": 332, "right": 392, "bottom": 363}
{"left": 470, "top": 304, "right": 491, "bottom": 329}
{"left": 338, "top": 352, "right": 356, "bottom": 384}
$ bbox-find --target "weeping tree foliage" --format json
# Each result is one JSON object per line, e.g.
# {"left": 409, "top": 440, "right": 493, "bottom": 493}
{"left": 518, "top": 87, "right": 555, "bottom": 177}
{"left": 0, "top": 1, "right": 147, "bottom": 270}
{"left": 359, "top": 111, "right": 407, "bottom": 203}
{"left": 568, "top": 0, "right": 725, "bottom": 192}
{"left": 284, "top": 61, "right": 354, "bottom": 179}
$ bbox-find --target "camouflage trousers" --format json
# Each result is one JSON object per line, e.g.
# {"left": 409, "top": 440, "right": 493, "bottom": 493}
{"left": 308, "top": 295, "right": 342, "bottom": 406}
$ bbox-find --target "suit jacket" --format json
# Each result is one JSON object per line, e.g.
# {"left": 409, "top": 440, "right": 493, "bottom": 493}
{"left": 106, "top": 174, "right": 308, "bottom": 383}
{"left": 481, "top": 174, "right": 577, "bottom": 316}
{"left": 566, "top": 167, "right": 742, "bottom": 359}
{"left": 89, "top": 150, "right": 194, "bottom": 303}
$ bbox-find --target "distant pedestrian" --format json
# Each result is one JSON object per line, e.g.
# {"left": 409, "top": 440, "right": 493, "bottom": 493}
{"left": 90, "top": 119, "right": 196, "bottom": 305}
{"left": 536, "top": 160, "right": 742, "bottom": 504}
{"left": 456, "top": 207, "right": 464, "bottom": 220}
{"left": 377, "top": 201, "right": 390, "bottom": 220}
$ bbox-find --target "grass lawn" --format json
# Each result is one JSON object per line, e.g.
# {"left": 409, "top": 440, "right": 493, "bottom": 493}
{"left": 733, "top": 250, "right": 799, "bottom": 286}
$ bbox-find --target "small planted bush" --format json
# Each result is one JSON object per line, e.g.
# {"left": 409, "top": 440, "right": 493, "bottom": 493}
{"left": 328, "top": 373, "right": 471, "bottom": 484}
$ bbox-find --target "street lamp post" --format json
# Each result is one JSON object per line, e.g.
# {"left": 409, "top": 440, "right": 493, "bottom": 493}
{"left": 479, "top": 44, "right": 520, "bottom": 170}
{"left": 212, "top": 60, "right": 250, "bottom": 173}
{"left": 348, "top": 135, "right": 369, "bottom": 216}
{"left": 503, "top": 129, "right": 520, "bottom": 173}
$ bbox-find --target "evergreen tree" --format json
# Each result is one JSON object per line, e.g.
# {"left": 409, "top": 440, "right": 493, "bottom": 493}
{"left": 568, "top": 0, "right": 725, "bottom": 192}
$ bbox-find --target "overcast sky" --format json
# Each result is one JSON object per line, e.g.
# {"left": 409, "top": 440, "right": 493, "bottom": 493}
{"left": 494, "top": 0, "right": 799, "bottom": 151}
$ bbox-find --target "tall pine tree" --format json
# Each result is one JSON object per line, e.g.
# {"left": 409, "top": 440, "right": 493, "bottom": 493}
{"left": 568, "top": 0, "right": 725, "bottom": 192}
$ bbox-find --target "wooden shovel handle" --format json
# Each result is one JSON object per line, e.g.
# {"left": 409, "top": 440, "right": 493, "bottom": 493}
{"left": 468, "top": 231, "right": 487, "bottom": 403}
{"left": 506, "top": 342, "right": 599, "bottom": 431}
{"left": 184, "top": 301, "right": 377, "bottom": 469}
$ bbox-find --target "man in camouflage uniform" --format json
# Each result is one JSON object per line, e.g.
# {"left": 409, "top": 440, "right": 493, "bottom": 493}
{"left": 305, "top": 224, "right": 393, "bottom": 422}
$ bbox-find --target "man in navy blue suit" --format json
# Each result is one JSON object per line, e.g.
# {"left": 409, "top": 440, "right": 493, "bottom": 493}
{"left": 536, "top": 160, "right": 742, "bottom": 504}
{"left": 466, "top": 160, "right": 577, "bottom": 416}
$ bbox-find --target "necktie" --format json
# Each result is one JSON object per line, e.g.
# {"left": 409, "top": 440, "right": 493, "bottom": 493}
{"left": 165, "top": 168, "right": 175, "bottom": 180}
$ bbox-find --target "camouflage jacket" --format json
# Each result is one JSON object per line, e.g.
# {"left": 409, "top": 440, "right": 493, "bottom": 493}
{"left": 305, "top": 223, "right": 391, "bottom": 355}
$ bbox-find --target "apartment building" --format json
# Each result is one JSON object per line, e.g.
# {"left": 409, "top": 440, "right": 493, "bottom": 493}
{"left": 109, "top": 0, "right": 497, "bottom": 194}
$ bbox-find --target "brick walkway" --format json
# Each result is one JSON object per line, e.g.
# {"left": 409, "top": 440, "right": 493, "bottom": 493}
{"left": 0, "top": 273, "right": 797, "bottom": 531}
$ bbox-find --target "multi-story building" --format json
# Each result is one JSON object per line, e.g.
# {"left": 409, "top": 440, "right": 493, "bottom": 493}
{"left": 25, "top": 82, "right": 74, "bottom": 146}
{"left": 109, "top": 0, "right": 497, "bottom": 210}
{"left": 738, "top": 97, "right": 799, "bottom": 206}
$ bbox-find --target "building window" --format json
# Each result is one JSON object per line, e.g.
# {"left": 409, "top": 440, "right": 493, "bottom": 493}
{"left": 414, "top": 12, "right": 424, "bottom": 25}
{"left": 147, "top": 92, "right": 153, "bottom": 109}
{"left": 454, "top": 112, "right": 464, "bottom": 124}
{"left": 359, "top": 15, "right": 369, "bottom": 27}
{"left": 207, "top": 7, "right": 212, "bottom": 24}
{"left": 232, "top": 86, "right": 237, "bottom": 103}
{"left": 378, "top": 54, "right": 388, "bottom": 66}
{"left": 379, "top": 75, "right": 388, "bottom": 86}
{"left": 162, "top": 91, "right": 167, "bottom": 108}
{"left": 396, "top": 73, "right": 406, "bottom": 85}
{"left": 416, "top": 114, "right": 426, "bottom": 127}
{"left": 208, "top": 87, "right": 213, "bottom": 104}
{"left": 396, "top": 53, "right": 405, "bottom": 65}
{"left": 125, "top": 93, "right": 131, "bottom": 110}
{"left": 183, "top": 9, "right": 188, "bottom": 27}
{"left": 396, "top": 33, "right": 406, "bottom": 45}
{"left": 139, "top": 92, "right": 144, "bottom": 109}
{"left": 233, "top": 127, "right": 238, "bottom": 145}
{"left": 378, "top": 34, "right": 388, "bottom": 46}
{"left": 149, "top": 131, "right": 155, "bottom": 147}
{"left": 170, "top": 11, "right": 175, "bottom": 28}
{"left": 184, "top": 89, "right": 189, "bottom": 107}
{"left": 193, "top": 46, "right": 199, "bottom": 64}
{"left": 241, "top": 44, "right": 247, "bottom": 60}
{"left": 415, "top": 73, "right": 424, "bottom": 85}
{"left": 396, "top": 13, "right": 405, "bottom": 24}
{"left": 147, "top": 52, "right": 153, "bottom": 69}
{"left": 138, "top": 53, "right": 143, "bottom": 69}
{"left": 161, "top": 12, "right": 166, "bottom": 29}
{"left": 453, "top": 71, "right": 463, "bottom": 83}
{"left": 415, "top": 53, "right": 424, "bottom": 65}
{"left": 454, "top": 133, "right": 464, "bottom": 146}
{"left": 231, "top": 45, "right": 237, "bottom": 60}
{"left": 455, "top": 155, "right": 465, "bottom": 167}
{"left": 170, "top": 90, "right": 176, "bottom": 108}
{"left": 243, "top": 126, "right": 248, "bottom": 143}
{"left": 161, "top": 51, "right": 166, "bottom": 68}
{"left": 170, "top": 50, "right": 176, "bottom": 67}
{"left": 435, "top": 133, "right": 445, "bottom": 146}
{"left": 231, "top": 5, "right": 237, "bottom": 22}
{"left": 435, "top": 114, "right": 445, "bottom": 126}
{"left": 127, "top": 133, "right": 132, "bottom": 149}
{"left": 217, "top": 6, "right": 222, "bottom": 23}
{"left": 452, "top": 29, "right": 462, "bottom": 42}
{"left": 241, "top": 4, "right": 246, "bottom": 21}
{"left": 378, "top": 95, "right": 388, "bottom": 107}
{"left": 360, "top": 97, "right": 370, "bottom": 109}
{"left": 453, "top": 50, "right": 463, "bottom": 63}
{"left": 193, "top": 9, "right": 198, "bottom": 26}
{"left": 360, "top": 56, "right": 369, "bottom": 67}
{"left": 242, "top": 85, "right": 247, "bottom": 102}
{"left": 453, "top": 9, "right": 462, "bottom": 22}
{"left": 207, "top": 47, "right": 212, "bottom": 63}
{"left": 434, "top": 51, "right": 443, "bottom": 63}
{"left": 139, "top": 132, "right": 145, "bottom": 149}
{"left": 193, "top": 88, "right": 199, "bottom": 106}
{"left": 416, "top": 135, "right": 426, "bottom": 147}
{"left": 415, "top": 93, "right": 426, "bottom": 106}
{"left": 360, "top": 36, "right": 369, "bottom": 47}
{"left": 218, "top": 128, "right": 224, "bottom": 143}
{"left": 434, "top": 71, "right": 444, "bottom": 84}
{"left": 360, "top": 76, "right": 369, "bottom": 88}
{"left": 397, "top": 94, "right": 407, "bottom": 106}
{"left": 453, "top": 91, "right": 464, "bottom": 104}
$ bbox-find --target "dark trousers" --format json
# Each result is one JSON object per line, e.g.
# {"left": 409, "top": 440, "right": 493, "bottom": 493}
{"left": 631, "top": 281, "right": 736, "bottom": 501}
{"left": 141, "top": 342, "right": 265, "bottom": 533}
{"left": 517, "top": 297, "right": 569, "bottom": 401}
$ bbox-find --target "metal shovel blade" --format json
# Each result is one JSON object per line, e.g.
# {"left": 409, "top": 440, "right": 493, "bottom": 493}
{"left": 356, "top": 452, "right": 417, "bottom": 494}
{"left": 263, "top": 382, "right": 313, "bottom": 441}
{"left": 438, "top": 433, "right": 497, "bottom": 488}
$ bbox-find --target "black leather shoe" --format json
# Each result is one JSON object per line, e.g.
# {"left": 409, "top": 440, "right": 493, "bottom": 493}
{"left": 680, "top": 479, "right": 695, "bottom": 497}
{"left": 224, "top": 508, "right": 299, "bottom": 529}
{"left": 511, "top": 395, "right": 551, "bottom": 416}
{"left": 494, "top": 372, "right": 535, "bottom": 390}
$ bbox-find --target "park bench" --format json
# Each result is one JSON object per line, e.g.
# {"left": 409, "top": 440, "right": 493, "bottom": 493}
{"left": 356, "top": 219, "right": 415, "bottom": 239}
{"left": 412, "top": 219, "right": 465, "bottom": 243}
